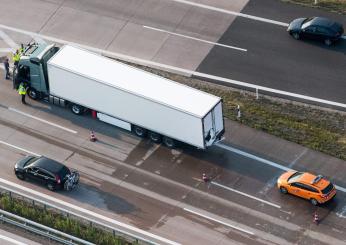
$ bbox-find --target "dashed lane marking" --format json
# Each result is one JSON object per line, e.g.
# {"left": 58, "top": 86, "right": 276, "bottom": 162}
{"left": 143, "top": 25, "right": 247, "bottom": 52}
{"left": 0, "top": 235, "right": 27, "bottom": 245}
{"left": 0, "top": 140, "right": 40, "bottom": 156}
{"left": 184, "top": 208, "right": 255, "bottom": 235}
{"left": 211, "top": 181, "right": 281, "bottom": 209}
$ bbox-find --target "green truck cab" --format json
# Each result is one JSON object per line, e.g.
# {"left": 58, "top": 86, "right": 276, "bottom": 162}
{"left": 14, "top": 43, "right": 59, "bottom": 100}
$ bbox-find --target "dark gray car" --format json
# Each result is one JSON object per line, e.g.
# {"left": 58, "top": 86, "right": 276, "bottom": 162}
{"left": 287, "top": 17, "right": 344, "bottom": 45}
{"left": 14, "top": 156, "right": 79, "bottom": 191}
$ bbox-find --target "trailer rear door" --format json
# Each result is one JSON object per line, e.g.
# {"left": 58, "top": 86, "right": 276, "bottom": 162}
{"left": 203, "top": 101, "right": 224, "bottom": 147}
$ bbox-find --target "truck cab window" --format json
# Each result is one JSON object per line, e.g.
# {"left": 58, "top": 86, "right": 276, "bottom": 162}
{"left": 18, "top": 65, "right": 30, "bottom": 82}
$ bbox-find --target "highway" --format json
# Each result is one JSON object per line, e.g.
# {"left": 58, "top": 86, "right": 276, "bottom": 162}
{"left": 0, "top": 0, "right": 345, "bottom": 244}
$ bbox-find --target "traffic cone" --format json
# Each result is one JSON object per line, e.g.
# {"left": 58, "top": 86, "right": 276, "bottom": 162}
{"left": 90, "top": 131, "right": 97, "bottom": 142}
{"left": 313, "top": 212, "right": 319, "bottom": 225}
{"left": 202, "top": 173, "right": 209, "bottom": 183}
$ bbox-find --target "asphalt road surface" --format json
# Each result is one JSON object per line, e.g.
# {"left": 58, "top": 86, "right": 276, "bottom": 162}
{"left": 0, "top": 72, "right": 345, "bottom": 244}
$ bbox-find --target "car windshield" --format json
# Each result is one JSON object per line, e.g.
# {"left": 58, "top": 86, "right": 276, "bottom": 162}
{"left": 322, "top": 183, "right": 334, "bottom": 194}
{"left": 301, "top": 17, "right": 314, "bottom": 29}
{"left": 288, "top": 172, "right": 303, "bottom": 183}
{"left": 26, "top": 157, "right": 39, "bottom": 167}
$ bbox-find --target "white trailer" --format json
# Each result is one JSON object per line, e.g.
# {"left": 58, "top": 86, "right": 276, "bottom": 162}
{"left": 44, "top": 45, "right": 224, "bottom": 149}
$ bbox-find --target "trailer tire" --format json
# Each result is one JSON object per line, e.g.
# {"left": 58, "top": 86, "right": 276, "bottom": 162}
{"left": 163, "top": 136, "right": 175, "bottom": 148}
{"left": 71, "top": 104, "right": 84, "bottom": 115}
{"left": 149, "top": 132, "right": 161, "bottom": 143}
{"left": 27, "top": 88, "right": 41, "bottom": 100}
{"left": 133, "top": 126, "right": 147, "bottom": 138}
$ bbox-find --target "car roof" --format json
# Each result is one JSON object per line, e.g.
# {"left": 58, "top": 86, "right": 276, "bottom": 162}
{"left": 298, "top": 172, "right": 330, "bottom": 189}
{"left": 310, "top": 17, "right": 337, "bottom": 27}
{"left": 30, "top": 157, "right": 65, "bottom": 174}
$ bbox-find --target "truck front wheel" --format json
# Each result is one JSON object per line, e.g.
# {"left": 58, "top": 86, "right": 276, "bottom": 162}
{"left": 149, "top": 132, "right": 161, "bottom": 143}
{"left": 71, "top": 104, "right": 84, "bottom": 115}
{"left": 28, "top": 88, "right": 41, "bottom": 100}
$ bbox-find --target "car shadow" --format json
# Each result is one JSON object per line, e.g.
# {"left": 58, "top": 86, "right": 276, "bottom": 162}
{"left": 303, "top": 38, "right": 346, "bottom": 53}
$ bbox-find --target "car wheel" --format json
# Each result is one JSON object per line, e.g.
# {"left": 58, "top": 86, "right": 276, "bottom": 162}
{"left": 163, "top": 136, "right": 175, "bottom": 148}
{"left": 133, "top": 126, "right": 147, "bottom": 138}
{"left": 280, "top": 187, "right": 288, "bottom": 194}
{"left": 324, "top": 39, "right": 332, "bottom": 46}
{"left": 47, "top": 183, "right": 56, "bottom": 191}
{"left": 310, "top": 198, "right": 319, "bottom": 206}
{"left": 149, "top": 132, "right": 161, "bottom": 143}
{"left": 16, "top": 173, "right": 25, "bottom": 180}
{"left": 292, "top": 32, "right": 300, "bottom": 40}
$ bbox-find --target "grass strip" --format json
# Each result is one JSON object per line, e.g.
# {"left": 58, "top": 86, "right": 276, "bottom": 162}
{"left": 0, "top": 194, "right": 136, "bottom": 245}
{"left": 281, "top": 0, "right": 346, "bottom": 15}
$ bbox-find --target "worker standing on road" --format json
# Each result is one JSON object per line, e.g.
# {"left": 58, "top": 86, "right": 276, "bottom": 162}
{"left": 4, "top": 57, "right": 10, "bottom": 80}
{"left": 18, "top": 82, "right": 27, "bottom": 104}
{"left": 19, "top": 44, "right": 24, "bottom": 55}
{"left": 12, "top": 49, "right": 20, "bottom": 68}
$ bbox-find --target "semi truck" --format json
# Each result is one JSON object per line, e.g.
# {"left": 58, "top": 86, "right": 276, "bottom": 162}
{"left": 14, "top": 43, "right": 224, "bottom": 149}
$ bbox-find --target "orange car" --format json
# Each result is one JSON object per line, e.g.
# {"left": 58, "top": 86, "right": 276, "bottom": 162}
{"left": 277, "top": 171, "right": 336, "bottom": 205}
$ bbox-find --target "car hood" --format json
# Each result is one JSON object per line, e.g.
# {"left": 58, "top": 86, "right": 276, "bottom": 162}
{"left": 14, "top": 156, "right": 35, "bottom": 170}
{"left": 288, "top": 18, "right": 306, "bottom": 31}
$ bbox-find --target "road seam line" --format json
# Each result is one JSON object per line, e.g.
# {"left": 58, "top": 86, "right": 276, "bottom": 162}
{"left": 211, "top": 181, "right": 281, "bottom": 208}
{"left": 217, "top": 143, "right": 346, "bottom": 193}
{"left": 143, "top": 25, "right": 247, "bottom": 51}
{"left": 8, "top": 107, "right": 77, "bottom": 134}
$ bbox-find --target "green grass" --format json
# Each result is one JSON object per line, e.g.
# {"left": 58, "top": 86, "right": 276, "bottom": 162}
{"left": 281, "top": 0, "right": 346, "bottom": 14}
{"left": 0, "top": 194, "right": 136, "bottom": 245}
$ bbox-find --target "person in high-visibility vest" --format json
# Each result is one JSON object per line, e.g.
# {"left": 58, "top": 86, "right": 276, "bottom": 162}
{"left": 18, "top": 82, "right": 27, "bottom": 104}
{"left": 12, "top": 50, "right": 20, "bottom": 67}
{"left": 19, "top": 44, "right": 25, "bottom": 55}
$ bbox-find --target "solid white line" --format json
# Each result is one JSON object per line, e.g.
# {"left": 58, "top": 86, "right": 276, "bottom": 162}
{"left": 216, "top": 143, "right": 346, "bottom": 193}
{"left": 143, "top": 25, "right": 247, "bottom": 52}
{"left": 0, "top": 140, "right": 40, "bottom": 156}
{"left": 0, "top": 235, "right": 27, "bottom": 245}
{"left": 0, "top": 30, "right": 18, "bottom": 49}
{"left": 0, "top": 23, "right": 344, "bottom": 109}
{"left": 211, "top": 181, "right": 281, "bottom": 208}
{"left": 8, "top": 107, "right": 77, "bottom": 134}
{"left": 184, "top": 208, "right": 254, "bottom": 235}
{"left": 0, "top": 177, "right": 180, "bottom": 245}
{"left": 167, "top": 0, "right": 289, "bottom": 27}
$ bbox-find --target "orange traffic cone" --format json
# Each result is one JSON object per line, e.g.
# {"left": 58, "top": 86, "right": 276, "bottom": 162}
{"left": 90, "top": 131, "right": 97, "bottom": 142}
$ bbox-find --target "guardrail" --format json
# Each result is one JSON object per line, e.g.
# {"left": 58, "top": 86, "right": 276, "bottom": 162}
{"left": 0, "top": 209, "right": 95, "bottom": 245}
{"left": 0, "top": 185, "right": 154, "bottom": 245}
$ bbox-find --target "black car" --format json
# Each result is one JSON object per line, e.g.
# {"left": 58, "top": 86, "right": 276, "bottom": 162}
{"left": 14, "top": 156, "right": 79, "bottom": 191}
{"left": 287, "top": 17, "right": 344, "bottom": 45}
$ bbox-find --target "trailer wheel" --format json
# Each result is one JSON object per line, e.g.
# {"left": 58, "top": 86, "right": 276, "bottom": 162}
{"left": 71, "top": 104, "right": 84, "bottom": 115}
{"left": 163, "top": 136, "right": 175, "bottom": 148}
{"left": 149, "top": 132, "right": 161, "bottom": 143}
{"left": 133, "top": 126, "right": 147, "bottom": 138}
{"left": 27, "top": 88, "right": 41, "bottom": 100}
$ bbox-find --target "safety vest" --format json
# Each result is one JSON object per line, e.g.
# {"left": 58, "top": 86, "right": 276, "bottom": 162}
{"left": 18, "top": 84, "right": 26, "bottom": 95}
{"left": 13, "top": 53, "right": 20, "bottom": 62}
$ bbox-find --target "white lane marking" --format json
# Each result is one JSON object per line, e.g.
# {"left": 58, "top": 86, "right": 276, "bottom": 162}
{"left": 217, "top": 143, "right": 346, "bottom": 193}
{"left": 167, "top": 0, "right": 289, "bottom": 27}
{"left": 143, "top": 25, "right": 247, "bottom": 52}
{"left": 136, "top": 143, "right": 160, "bottom": 166}
{"left": 336, "top": 205, "right": 346, "bottom": 218}
{"left": 0, "top": 140, "right": 40, "bottom": 156}
{"left": 184, "top": 208, "right": 254, "bottom": 235}
{"left": 8, "top": 107, "right": 77, "bottom": 134}
{"left": 0, "top": 23, "right": 344, "bottom": 109}
{"left": 0, "top": 30, "right": 18, "bottom": 49}
{"left": 0, "top": 178, "right": 180, "bottom": 245}
{"left": 211, "top": 181, "right": 281, "bottom": 209}
{"left": 0, "top": 235, "right": 27, "bottom": 245}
